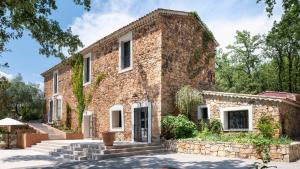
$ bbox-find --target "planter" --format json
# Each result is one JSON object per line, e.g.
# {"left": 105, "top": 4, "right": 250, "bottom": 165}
{"left": 64, "top": 133, "right": 83, "bottom": 140}
{"left": 102, "top": 132, "right": 115, "bottom": 146}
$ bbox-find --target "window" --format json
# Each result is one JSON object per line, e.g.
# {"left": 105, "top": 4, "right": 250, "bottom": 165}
{"left": 83, "top": 53, "right": 91, "bottom": 84}
{"left": 119, "top": 32, "right": 132, "bottom": 72}
{"left": 53, "top": 71, "right": 58, "bottom": 94}
{"left": 227, "top": 110, "right": 248, "bottom": 129}
{"left": 198, "top": 105, "right": 210, "bottom": 120}
{"left": 56, "top": 98, "right": 62, "bottom": 120}
{"left": 109, "top": 105, "right": 124, "bottom": 131}
{"left": 220, "top": 106, "right": 253, "bottom": 131}
{"left": 112, "top": 110, "right": 122, "bottom": 128}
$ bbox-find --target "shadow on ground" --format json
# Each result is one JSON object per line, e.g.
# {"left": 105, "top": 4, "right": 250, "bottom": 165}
{"left": 41, "top": 153, "right": 254, "bottom": 169}
{"left": 2, "top": 154, "right": 57, "bottom": 162}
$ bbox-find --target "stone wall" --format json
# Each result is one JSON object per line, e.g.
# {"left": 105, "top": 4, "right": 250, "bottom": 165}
{"left": 279, "top": 102, "right": 300, "bottom": 139}
{"left": 163, "top": 140, "right": 300, "bottom": 162}
{"left": 203, "top": 95, "right": 282, "bottom": 136}
{"left": 161, "top": 14, "right": 217, "bottom": 116}
{"left": 43, "top": 10, "right": 217, "bottom": 142}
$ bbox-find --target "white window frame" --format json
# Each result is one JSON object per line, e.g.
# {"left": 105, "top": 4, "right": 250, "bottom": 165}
{"left": 52, "top": 70, "right": 58, "bottom": 95}
{"left": 220, "top": 105, "right": 253, "bottom": 131}
{"left": 197, "top": 105, "right": 211, "bottom": 120}
{"left": 131, "top": 101, "right": 152, "bottom": 143}
{"left": 118, "top": 32, "right": 133, "bottom": 73}
{"left": 83, "top": 53, "right": 92, "bottom": 86}
{"left": 56, "top": 95, "right": 63, "bottom": 120}
{"left": 109, "top": 104, "right": 124, "bottom": 132}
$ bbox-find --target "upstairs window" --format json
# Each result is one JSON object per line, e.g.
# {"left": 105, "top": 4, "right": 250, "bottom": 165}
{"left": 53, "top": 71, "right": 58, "bottom": 94}
{"left": 83, "top": 53, "right": 91, "bottom": 84}
{"left": 119, "top": 32, "right": 132, "bottom": 72}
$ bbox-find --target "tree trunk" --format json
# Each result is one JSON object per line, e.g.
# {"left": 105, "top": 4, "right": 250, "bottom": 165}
{"left": 287, "top": 52, "right": 293, "bottom": 92}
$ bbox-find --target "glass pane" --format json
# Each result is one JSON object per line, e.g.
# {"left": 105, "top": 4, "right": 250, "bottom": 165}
{"left": 112, "top": 110, "right": 122, "bottom": 128}
{"left": 122, "top": 41, "right": 131, "bottom": 69}
{"left": 84, "top": 57, "right": 90, "bottom": 83}
{"left": 228, "top": 110, "right": 249, "bottom": 129}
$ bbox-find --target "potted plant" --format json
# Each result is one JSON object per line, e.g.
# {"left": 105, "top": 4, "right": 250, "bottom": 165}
{"left": 102, "top": 131, "right": 115, "bottom": 146}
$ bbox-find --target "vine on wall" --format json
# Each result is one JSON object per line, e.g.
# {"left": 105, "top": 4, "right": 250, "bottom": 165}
{"left": 69, "top": 53, "right": 107, "bottom": 131}
{"left": 70, "top": 54, "right": 85, "bottom": 130}
{"left": 85, "top": 71, "right": 107, "bottom": 105}
{"left": 187, "top": 11, "right": 215, "bottom": 79}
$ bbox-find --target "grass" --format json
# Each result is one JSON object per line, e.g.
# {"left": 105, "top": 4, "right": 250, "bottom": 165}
{"left": 183, "top": 132, "right": 292, "bottom": 145}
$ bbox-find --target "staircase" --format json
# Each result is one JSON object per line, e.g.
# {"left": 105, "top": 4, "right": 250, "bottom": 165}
{"left": 28, "top": 123, "right": 65, "bottom": 140}
{"left": 28, "top": 140, "right": 166, "bottom": 161}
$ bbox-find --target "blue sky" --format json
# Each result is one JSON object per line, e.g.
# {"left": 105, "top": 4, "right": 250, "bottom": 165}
{"left": 0, "top": 0, "right": 282, "bottom": 89}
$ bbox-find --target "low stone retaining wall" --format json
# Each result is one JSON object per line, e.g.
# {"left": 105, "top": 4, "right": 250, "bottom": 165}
{"left": 162, "top": 140, "right": 300, "bottom": 162}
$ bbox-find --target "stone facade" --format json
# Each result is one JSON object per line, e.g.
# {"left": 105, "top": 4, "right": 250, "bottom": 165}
{"left": 202, "top": 91, "right": 300, "bottom": 138}
{"left": 163, "top": 140, "right": 300, "bottom": 162}
{"left": 42, "top": 9, "right": 217, "bottom": 142}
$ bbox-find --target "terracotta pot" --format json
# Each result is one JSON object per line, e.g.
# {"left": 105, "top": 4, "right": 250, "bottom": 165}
{"left": 102, "top": 132, "right": 115, "bottom": 146}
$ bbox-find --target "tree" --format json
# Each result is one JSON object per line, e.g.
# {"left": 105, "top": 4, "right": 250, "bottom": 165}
{"left": 224, "top": 30, "right": 264, "bottom": 93}
{"left": 175, "top": 85, "right": 203, "bottom": 120}
{"left": 0, "top": 74, "right": 44, "bottom": 120}
{"left": 0, "top": 76, "right": 11, "bottom": 118}
{"left": 0, "top": 0, "right": 91, "bottom": 61}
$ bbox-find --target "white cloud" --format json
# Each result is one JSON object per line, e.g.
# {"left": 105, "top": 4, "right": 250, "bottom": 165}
{"left": 0, "top": 71, "right": 14, "bottom": 81}
{"left": 71, "top": 12, "right": 135, "bottom": 48}
{"left": 70, "top": 0, "right": 136, "bottom": 48}
{"left": 207, "top": 14, "right": 280, "bottom": 49}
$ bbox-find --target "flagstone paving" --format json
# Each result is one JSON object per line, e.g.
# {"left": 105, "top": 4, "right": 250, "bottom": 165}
{"left": 1, "top": 149, "right": 300, "bottom": 169}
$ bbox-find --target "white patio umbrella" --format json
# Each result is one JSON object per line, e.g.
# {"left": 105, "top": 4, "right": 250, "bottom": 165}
{"left": 0, "top": 118, "right": 25, "bottom": 149}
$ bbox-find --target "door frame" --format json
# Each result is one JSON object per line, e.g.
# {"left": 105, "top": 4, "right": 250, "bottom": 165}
{"left": 82, "top": 111, "right": 93, "bottom": 139}
{"left": 131, "top": 101, "right": 152, "bottom": 143}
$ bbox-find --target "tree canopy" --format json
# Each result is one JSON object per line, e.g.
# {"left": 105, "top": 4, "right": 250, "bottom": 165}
{"left": 0, "top": 74, "right": 44, "bottom": 120}
{"left": 0, "top": 0, "right": 91, "bottom": 63}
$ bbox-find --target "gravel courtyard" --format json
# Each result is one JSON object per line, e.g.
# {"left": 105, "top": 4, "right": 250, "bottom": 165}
{"left": 1, "top": 149, "right": 300, "bottom": 169}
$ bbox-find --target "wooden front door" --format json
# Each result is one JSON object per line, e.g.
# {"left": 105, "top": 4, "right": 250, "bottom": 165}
{"left": 134, "top": 107, "right": 148, "bottom": 142}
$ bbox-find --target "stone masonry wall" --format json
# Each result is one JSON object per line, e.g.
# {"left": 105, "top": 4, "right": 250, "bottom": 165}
{"left": 160, "top": 14, "right": 217, "bottom": 116}
{"left": 44, "top": 16, "right": 163, "bottom": 141}
{"left": 203, "top": 95, "right": 282, "bottom": 136}
{"left": 279, "top": 102, "right": 300, "bottom": 139}
{"left": 163, "top": 140, "right": 300, "bottom": 162}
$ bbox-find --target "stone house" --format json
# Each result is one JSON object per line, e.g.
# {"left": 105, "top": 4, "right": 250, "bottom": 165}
{"left": 41, "top": 9, "right": 217, "bottom": 143}
{"left": 41, "top": 8, "right": 300, "bottom": 143}
{"left": 200, "top": 91, "right": 300, "bottom": 139}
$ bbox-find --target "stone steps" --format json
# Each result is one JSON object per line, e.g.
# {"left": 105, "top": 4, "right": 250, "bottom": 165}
{"left": 92, "top": 149, "right": 166, "bottom": 160}
{"left": 103, "top": 145, "right": 162, "bottom": 154}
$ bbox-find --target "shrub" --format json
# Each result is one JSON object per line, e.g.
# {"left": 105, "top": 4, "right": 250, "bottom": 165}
{"left": 257, "top": 115, "right": 278, "bottom": 139}
{"left": 210, "top": 119, "right": 223, "bottom": 134}
{"left": 175, "top": 85, "right": 203, "bottom": 120}
{"left": 161, "top": 114, "right": 197, "bottom": 139}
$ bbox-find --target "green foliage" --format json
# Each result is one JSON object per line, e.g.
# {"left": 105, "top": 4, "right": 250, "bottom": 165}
{"left": 197, "top": 119, "right": 223, "bottom": 134}
{"left": 257, "top": 115, "right": 278, "bottom": 139}
{"left": 70, "top": 54, "right": 85, "bottom": 130}
{"left": 65, "top": 102, "right": 72, "bottom": 129}
{"left": 86, "top": 72, "right": 107, "bottom": 105}
{"left": 187, "top": 11, "right": 215, "bottom": 80}
{"left": 0, "top": 1, "right": 90, "bottom": 61}
{"left": 0, "top": 74, "right": 44, "bottom": 120}
{"left": 210, "top": 119, "right": 223, "bottom": 134}
{"left": 161, "top": 115, "right": 197, "bottom": 139}
{"left": 175, "top": 85, "right": 203, "bottom": 120}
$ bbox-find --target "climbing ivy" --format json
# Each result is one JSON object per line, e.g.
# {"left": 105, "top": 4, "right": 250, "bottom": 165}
{"left": 70, "top": 53, "right": 85, "bottom": 130}
{"left": 85, "top": 71, "right": 107, "bottom": 105}
{"left": 187, "top": 11, "right": 215, "bottom": 79}
{"left": 69, "top": 53, "right": 107, "bottom": 131}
